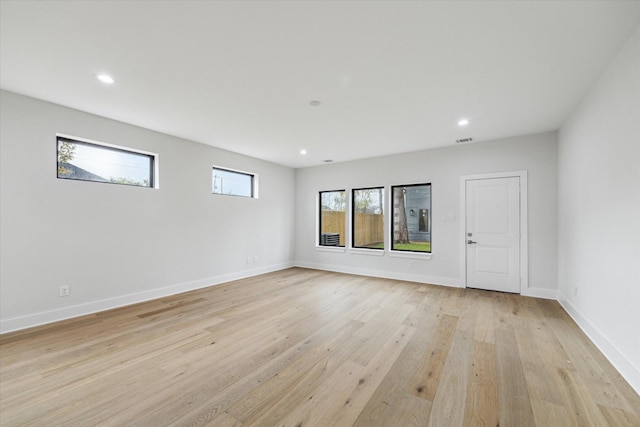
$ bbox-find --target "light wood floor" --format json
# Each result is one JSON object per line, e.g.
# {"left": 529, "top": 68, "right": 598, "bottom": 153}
{"left": 1, "top": 268, "right": 639, "bottom": 426}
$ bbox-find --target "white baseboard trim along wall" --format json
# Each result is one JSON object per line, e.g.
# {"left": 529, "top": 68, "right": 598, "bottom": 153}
{"left": 0, "top": 263, "right": 557, "bottom": 334}
{"left": 558, "top": 293, "right": 640, "bottom": 395}
{"left": 0, "top": 262, "right": 294, "bottom": 334}
{"left": 295, "top": 261, "right": 462, "bottom": 288}
{"left": 295, "top": 261, "right": 558, "bottom": 301}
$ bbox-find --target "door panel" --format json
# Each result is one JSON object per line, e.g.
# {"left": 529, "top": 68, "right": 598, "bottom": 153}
{"left": 475, "top": 247, "right": 511, "bottom": 275}
{"left": 466, "top": 177, "right": 520, "bottom": 293}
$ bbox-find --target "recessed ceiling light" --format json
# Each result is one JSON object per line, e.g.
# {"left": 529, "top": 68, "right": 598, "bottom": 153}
{"left": 96, "top": 74, "right": 115, "bottom": 84}
{"left": 309, "top": 100, "right": 321, "bottom": 107}
{"left": 300, "top": 149, "right": 307, "bottom": 155}
{"left": 458, "top": 119, "right": 469, "bottom": 126}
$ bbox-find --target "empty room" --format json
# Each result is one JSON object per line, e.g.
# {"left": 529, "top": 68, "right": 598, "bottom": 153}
{"left": 1, "top": 1, "right": 639, "bottom": 426}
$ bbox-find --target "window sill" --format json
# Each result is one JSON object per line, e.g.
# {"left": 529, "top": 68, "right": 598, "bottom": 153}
{"left": 389, "top": 251, "right": 432, "bottom": 260}
{"left": 350, "top": 248, "right": 385, "bottom": 256}
{"left": 316, "top": 246, "right": 346, "bottom": 253}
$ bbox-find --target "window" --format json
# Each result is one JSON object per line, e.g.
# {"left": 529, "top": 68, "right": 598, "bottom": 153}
{"left": 319, "top": 190, "right": 346, "bottom": 247}
{"left": 212, "top": 167, "right": 256, "bottom": 198}
{"left": 352, "top": 187, "right": 384, "bottom": 249}
{"left": 391, "top": 183, "right": 431, "bottom": 253}
{"left": 57, "top": 136, "right": 155, "bottom": 187}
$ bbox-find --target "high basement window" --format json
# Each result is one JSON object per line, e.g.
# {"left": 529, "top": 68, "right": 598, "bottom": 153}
{"left": 212, "top": 166, "right": 257, "bottom": 198}
{"left": 56, "top": 135, "right": 156, "bottom": 188}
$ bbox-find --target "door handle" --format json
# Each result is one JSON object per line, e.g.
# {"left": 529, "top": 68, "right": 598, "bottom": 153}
{"left": 467, "top": 240, "right": 477, "bottom": 244}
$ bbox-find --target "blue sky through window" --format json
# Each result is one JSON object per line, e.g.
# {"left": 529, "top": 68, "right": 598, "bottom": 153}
{"left": 212, "top": 168, "right": 253, "bottom": 197}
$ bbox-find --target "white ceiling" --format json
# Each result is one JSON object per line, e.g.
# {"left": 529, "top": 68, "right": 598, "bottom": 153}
{"left": 1, "top": 1, "right": 639, "bottom": 168}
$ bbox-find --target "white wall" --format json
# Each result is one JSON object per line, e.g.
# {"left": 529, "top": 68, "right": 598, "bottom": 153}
{"left": 0, "top": 91, "right": 296, "bottom": 333}
{"left": 558, "top": 26, "right": 640, "bottom": 393}
{"left": 294, "top": 131, "right": 558, "bottom": 297}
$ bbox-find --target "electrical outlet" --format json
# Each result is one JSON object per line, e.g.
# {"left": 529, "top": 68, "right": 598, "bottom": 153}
{"left": 254, "top": 255, "right": 259, "bottom": 263}
{"left": 59, "top": 285, "right": 70, "bottom": 297}
{"left": 246, "top": 257, "right": 251, "bottom": 264}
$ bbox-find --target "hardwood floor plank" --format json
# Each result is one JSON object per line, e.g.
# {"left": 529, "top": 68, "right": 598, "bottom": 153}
{"left": 549, "top": 315, "right": 640, "bottom": 419}
{"left": 427, "top": 330, "right": 474, "bottom": 427}
{"left": 223, "top": 301, "right": 402, "bottom": 426}
{"left": 470, "top": 291, "right": 496, "bottom": 344}
{"left": 315, "top": 324, "right": 415, "bottom": 427}
{"left": 598, "top": 404, "right": 640, "bottom": 426}
{"left": 275, "top": 360, "right": 366, "bottom": 427}
{"left": 555, "top": 366, "right": 611, "bottom": 426}
{"left": 462, "top": 340, "right": 499, "bottom": 427}
{"left": 494, "top": 328, "right": 536, "bottom": 427}
{"left": 128, "top": 321, "right": 365, "bottom": 426}
{"left": 202, "top": 411, "right": 243, "bottom": 427}
{"left": 408, "top": 313, "right": 459, "bottom": 401}
{"left": 352, "top": 294, "right": 442, "bottom": 426}
{"left": 529, "top": 398, "right": 574, "bottom": 426}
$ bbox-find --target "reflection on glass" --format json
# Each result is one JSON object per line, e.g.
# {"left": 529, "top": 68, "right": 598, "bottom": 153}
{"left": 57, "top": 137, "right": 154, "bottom": 187}
{"left": 319, "top": 190, "right": 346, "bottom": 246}
{"left": 212, "top": 167, "right": 254, "bottom": 197}
{"left": 391, "top": 184, "right": 431, "bottom": 252}
{"left": 352, "top": 187, "right": 384, "bottom": 249}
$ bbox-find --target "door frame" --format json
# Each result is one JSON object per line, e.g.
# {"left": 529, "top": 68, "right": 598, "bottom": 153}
{"left": 459, "top": 171, "right": 528, "bottom": 292}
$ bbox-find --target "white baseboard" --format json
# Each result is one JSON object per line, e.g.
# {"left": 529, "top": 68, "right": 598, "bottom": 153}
{"left": 0, "top": 262, "right": 294, "bottom": 334}
{"left": 521, "top": 286, "right": 557, "bottom": 300}
{"left": 294, "top": 260, "right": 462, "bottom": 288}
{"left": 558, "top": 292, "right": 640, "bottom": 395}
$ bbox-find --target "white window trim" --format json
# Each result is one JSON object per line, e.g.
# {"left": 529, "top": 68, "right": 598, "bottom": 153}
{"left": 315, "top": 246, "right": 346, "bottom": 253}
{"left": 350, "top": 248, "right": 385, "bottom": 256}
{"left": 389, "top": 250, "right": 432, "bottom": 260}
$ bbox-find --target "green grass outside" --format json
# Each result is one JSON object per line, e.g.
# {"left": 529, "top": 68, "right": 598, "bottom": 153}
{"left": 366, "top": 242, "right": 431, "bottom": 252}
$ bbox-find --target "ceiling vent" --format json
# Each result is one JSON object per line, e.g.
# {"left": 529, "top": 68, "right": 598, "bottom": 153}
{"left": 456, "top": 137, "right": 473, "bottom": 144}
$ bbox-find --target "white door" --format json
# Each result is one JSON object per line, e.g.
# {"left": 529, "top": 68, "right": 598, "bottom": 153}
{"left": 465, "top": 177, "right": 521, "bottom": 293}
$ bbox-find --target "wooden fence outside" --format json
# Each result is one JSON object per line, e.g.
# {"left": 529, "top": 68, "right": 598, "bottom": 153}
{"left": 321, "top": 211, "right": 384, "bottom": 247}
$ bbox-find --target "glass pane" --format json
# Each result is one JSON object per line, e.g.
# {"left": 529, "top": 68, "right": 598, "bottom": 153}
{"left": 392, "top": 184, "right": 431, "bottom": 252}
{"left": 57, "top": 138, "right": 153, "bottom": 187}
{"left": 319, "top": 190, "right": 345, "bottom": 246}
{"left": 212, "top": 168, "right": 253, "bottom": 197}
{"left": 353, "top": 188, "right": 384, "bottom": 249}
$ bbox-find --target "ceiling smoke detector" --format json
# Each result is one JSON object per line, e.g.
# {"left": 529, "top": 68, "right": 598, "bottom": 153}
{"left": 456, "top": 137, "right": 473, "bottom": 144}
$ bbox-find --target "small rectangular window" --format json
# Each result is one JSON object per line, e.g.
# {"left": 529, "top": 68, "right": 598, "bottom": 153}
{"left": 57, "top": 136, "right": 155, "bottom": 187}
{"left": 319, "top": 190, "right": 346, "bottom": 247}
{"left": 352, "top": 187, "right": 385, "bottom": 250}
{"left": 212, "top": 166, "right": 256, "bottom": 198}
{"left": 391, "top": 183, "right": 431, "bottom": 253}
